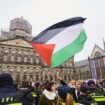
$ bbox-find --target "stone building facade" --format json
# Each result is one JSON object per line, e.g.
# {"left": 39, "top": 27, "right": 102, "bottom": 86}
{"left": 89, "top": 44, "right": 105, "bottom": 79}
{"left": 75, "top": 59, "right": 92, "bottom": 80}
{"left": 75, "top": 43, "right": 105, "bottom": 80}
{"left": 0, "top": 17, "right": 75, "bottom": 83}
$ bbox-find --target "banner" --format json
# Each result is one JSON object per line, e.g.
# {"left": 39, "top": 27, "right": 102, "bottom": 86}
{"left": 90, "top": 60, "right": 97, "bottom": 80}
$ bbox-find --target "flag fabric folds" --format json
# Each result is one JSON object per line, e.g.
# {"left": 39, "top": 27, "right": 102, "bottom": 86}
{"left": 32, "top": 17, "right": 87, "bottom": 67}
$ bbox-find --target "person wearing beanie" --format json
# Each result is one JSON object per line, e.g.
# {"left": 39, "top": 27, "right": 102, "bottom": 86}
{"left": 0, "top": 73, "right": 22, "bottom": 105}
{"left": 39, "top": 81, "right": 58, "bottom": 105}
{"left": 34, "top": 82, "right": 42, "bottom": 105}
{"left": 78, "top": 85, "right": 92, "bottom": 105}
{"left": 0, "top": 73, "right": 15, "bottom": 92}
{"left": 58, "top": 85, "right": 74, "bottom": 105}
{"left": 88, "top": 80, "right": 96, "bottom": 88}
{"left": 18, "top": 80, "right": 36, "bottom": 105}
{"left": 87, "top": 80, "right": 98, "bottom": 93}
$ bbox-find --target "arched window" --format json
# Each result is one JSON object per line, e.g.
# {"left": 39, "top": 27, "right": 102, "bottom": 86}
{"left": 94, "top": 52, "right": 102, "bottom": 58}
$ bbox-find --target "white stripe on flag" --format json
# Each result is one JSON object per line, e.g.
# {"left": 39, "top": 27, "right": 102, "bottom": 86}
{"left": 46, "top": 23, "right": 83, "bottom": 54}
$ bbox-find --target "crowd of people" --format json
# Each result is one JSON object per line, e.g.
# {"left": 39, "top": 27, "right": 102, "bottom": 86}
{"left": 0, "top": 73, "right": 105, "bottom": 105}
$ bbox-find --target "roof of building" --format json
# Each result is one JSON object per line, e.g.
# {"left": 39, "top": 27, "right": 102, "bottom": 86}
{"left": 75, "top": 59, "right": 89, "bottom": 67}
{"left": 0, "top": 17, "right": 33, "bottom": 42}
{"left": 90, "top": 44, "right": 105, "bottom": 58}
{"left": 0, "top": 35, "right": 33, "bottom": 43}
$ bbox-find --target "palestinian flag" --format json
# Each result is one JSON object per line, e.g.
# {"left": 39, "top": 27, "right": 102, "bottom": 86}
{"left": 32, "top": 17, "right": 87, "bottom": 67}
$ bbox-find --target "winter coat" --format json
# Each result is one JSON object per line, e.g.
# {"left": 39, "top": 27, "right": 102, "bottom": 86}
{"left": 18, "top": 88, "right": 34, "bottom": 105}
{"left": 39, "top": 89, "right": 57, "bottom": 105}
{"left": 0, "top": 73, "right": 22, "bottom": 105}
{"left": 39, "top": 94, "right": 57, "bottom": 105}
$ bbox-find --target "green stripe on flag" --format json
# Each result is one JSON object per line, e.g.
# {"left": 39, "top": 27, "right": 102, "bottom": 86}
{"left": 51, "top": 29, "right": 87, "bottom": 67}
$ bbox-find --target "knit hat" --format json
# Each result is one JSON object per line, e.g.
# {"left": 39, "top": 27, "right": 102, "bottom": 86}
{"left": 0, "top": 73, "right": 13, "bottom": 87}
{"left": 87, "top": 80, "right": 95, "bottom": 86}
{"left": 80, "top": 85, "right": 91, "bottom": 94}
{"left": 35, "top": 82, "right": 41, "bottom": 88}
{"left": 58, "top": 85, "right": 73, "bottom": 100}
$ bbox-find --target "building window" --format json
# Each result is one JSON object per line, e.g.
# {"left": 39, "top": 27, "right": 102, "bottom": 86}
{"left": 30, "top": 75, "right": 33, "bottom": 81}
{"left": 16, "top": 75, "right": 20, "bottom": 82}
{"left": 24, "top": 52, "right": 27, "bottom": 55}
{"left": 4, "top": 49, "right": 9, "bottom": 53}
{"left": 17, "top": 56, "right": 21, "bottom": 63}
{"left": 44, "top": 61, "right": 48, "bottom": 66}
{"left": 94, "top": 52, "right": 101, "bottom": 58}
{"left": 30, "top": 52, "right": 33, "bottom": 55}
{"left": 4, "top": 55, "right": 8, "bottom": 62}
{"left": 24, "top": 57, "right": 27, "bottom": 63}
{"left": 36, "top": 57, "right": 39, "bottom": 64}
{"left": 36, "top": 75, "right": 39, "bottom": 81}
{"left": 18, "top": 51, "right": 21, "bottom": 55}
{"left": 11, "top": 50, "right": 15, "bottom": 54}
{"left": 23, "top": 75, "right": 27, "bottom": 80}
{"left": 99, "top": 58, "right": 104, "bottom": 67}
{"left": 3, "top": 67, "right": 8, "bottom": 72}
{"left": 30, "top": 58, "right": 33, "bottom": 64}
{"left": 11, "top": 56, "right": 15, "bottom": 62}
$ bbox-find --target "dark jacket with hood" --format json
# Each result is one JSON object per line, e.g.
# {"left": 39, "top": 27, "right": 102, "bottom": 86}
{"left": 0, "top": 73, "right": 22, "bottom": 105}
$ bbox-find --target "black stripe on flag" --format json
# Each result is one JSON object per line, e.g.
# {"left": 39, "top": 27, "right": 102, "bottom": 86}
{"left": 32, "top": 17, "right": 86, "bottom": 44}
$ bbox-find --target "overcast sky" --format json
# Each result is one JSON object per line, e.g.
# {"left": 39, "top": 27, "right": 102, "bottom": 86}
{"left": 0, "top": 0, "right": 105, "bottom": 62}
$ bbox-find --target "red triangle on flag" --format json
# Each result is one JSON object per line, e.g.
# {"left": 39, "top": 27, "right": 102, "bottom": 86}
{"left": 32, "top": 43, "right": 55, "bottom": 66}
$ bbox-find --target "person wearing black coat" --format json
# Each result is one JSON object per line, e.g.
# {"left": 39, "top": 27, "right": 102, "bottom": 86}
{"left": 78, "top": 85, "right": 92, "bottom": 105}
{"left": 57, "top": 76, "right": 78, "bottom": 102}
{"left": 0, "top": 73, "right": 22, "bottom": 105}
